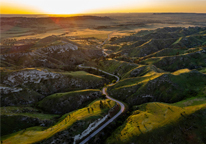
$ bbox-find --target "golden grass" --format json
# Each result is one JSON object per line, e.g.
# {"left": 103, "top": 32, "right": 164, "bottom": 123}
{"left": 172, "top": 69, "right": 191, "bottom": 75}
{"left": 0, "top": 67, "right": 51, "bottom": 73}
{"left": 2, "top": 99, "right": 116, "bottom": 144}
{"left": 107, "top": 102, "right": 206, "bottom": 143}
{"left": 172, "top": 37, "right": 183, "bottom": 45}
{"left": 1, "top": 68, "right": 104, "bottom": 82}
{"left": 65, "top": 29, "right": 111, "bottom": 40}
{"left": 140, "top": 39, "right": 152, "bottom": 47}
{"left": 61, "top": 71, "right": 103, "bottom": 79}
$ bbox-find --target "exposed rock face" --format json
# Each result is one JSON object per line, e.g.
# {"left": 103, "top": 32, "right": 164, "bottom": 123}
{"left": 0, "top": 86, "right": 23, "bottom": 94}
{"left": 0, "top": 41, "right": 103, "bottom": 68}
{"left": 0, "top": 42, "right": 78, "bottom": 58}
{"left": 2, "top": 69, "right": 62, "bottom": 87}
{"left": 1, "top": 69, "right": 107, "bottom": 106}
{"left": 0, "top": 86, "right": 43, "bottom": 106}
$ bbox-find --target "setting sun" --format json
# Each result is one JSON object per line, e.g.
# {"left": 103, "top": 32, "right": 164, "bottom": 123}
{"left": 1, "top": 0, "right": 206, "bottom": 14}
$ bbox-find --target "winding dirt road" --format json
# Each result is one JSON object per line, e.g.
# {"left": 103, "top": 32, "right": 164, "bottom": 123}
{"left": 78, "top": 64, "right": 125, "bottom": 144}
{"left": 96, "top": 31, "right": 116, "bottom": 56}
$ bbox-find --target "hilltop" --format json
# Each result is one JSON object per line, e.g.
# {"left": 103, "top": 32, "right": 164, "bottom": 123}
{"left": 1, "top": 67, "right": 108, "bottom": 106}
{"left": 106, "top": 99, "right": 206, "bottom": 144}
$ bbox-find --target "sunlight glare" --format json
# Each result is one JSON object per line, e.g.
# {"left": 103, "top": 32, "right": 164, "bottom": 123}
{"left": 1, "top": 0, "right": 206, "bottom": 14}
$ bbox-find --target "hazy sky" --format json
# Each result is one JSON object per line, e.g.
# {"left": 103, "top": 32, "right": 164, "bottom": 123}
{"left": 1, "top": 0, "right": 206, "bottom": 14}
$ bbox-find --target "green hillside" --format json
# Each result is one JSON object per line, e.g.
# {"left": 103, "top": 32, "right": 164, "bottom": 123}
{"left": 108, "top": 69, "right": 206, "bottom": 106}
{"left": 38, "top": 89, "right": 102, "bottom": 114}
{"left": 106, "top": 100, "right": 206, "bottom": 144}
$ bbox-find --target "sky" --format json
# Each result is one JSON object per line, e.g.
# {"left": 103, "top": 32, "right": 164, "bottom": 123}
{"left": 1, "top": 0, "right": 206, "bottom": 14}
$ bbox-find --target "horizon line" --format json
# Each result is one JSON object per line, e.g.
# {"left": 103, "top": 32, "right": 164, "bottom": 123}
{"left": 1, "top": 12, "right": 206, "bottom": 15}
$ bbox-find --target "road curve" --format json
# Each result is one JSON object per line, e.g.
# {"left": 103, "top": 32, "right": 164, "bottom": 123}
{"left": 78, "top": 64, "right": 125, "bottom": 144}
{"left": 96, "top": 31, "right": 116, "bottom": 56}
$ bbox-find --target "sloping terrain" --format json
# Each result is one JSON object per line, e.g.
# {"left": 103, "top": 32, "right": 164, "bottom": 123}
{"left": 103, "top": 27, "right": 206, "bottom": 108}
{"left": 91, "top": 59, "right": 139, "bottom": 77}
{"left": 91, "top": 26, "right": 206, "bottom": 144}
{"left": 107, "top": 27, "right": 206, "bottom": 57}
{"left": 107, "top": 69, "right": 206, "bottom": 106}
{"left": 1, "top": 68, "right": 107, "bottom": 106}
{"left": 1, "top": 24, "right": 206, "bottom": 144}
{"left": 1, "top": 107, "right": 59, "bottom": 136}
{"left": 140, "top": 47, "right": 206, "bottom": 71}
{"left": 38, "top": 89, "right": 102, "bottom": 114}
{"left": 0, "top": 35, "right": 103, "bottom": 69}
{"left": 2, "top": 99, "right": 116, "bottom": 144}
{"left": 106, "top": 99, "right": 206, "bottom": 144}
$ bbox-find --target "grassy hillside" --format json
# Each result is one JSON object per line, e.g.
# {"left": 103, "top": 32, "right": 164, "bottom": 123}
{"left": 2, "top": 99, "right": 116, "bottom": 144}
{"left": 2, "top": 24, "right": 206, "bottom": 144}
{"left": 140, "top": 47, "right": 206, "bottom": 72}
{"left": 122, "top": 64, "right": 164, "bottom": 79}
{"left": 1, "top": 68, "right": 107, "bottom": 106}
{"left": 1, "top": 107, "right": 59, "bottom": 136}
{"left": 37, "top": 89, "right": 102, "bottom": 114}
{"left": 106, "top": 99, "right": 206, "bottom": 144}
{"left": 0, "top": 84, "right": 43, "bottom": 106}
{"left": 91, "top": 59, "right": 139, "bottom": 78}
{"left": 106, "top": 27, "right": 206, "bottom": 58}
{"left": 0, "top": 35, "right": 103, "bottom": 69}
{"left": 108, "top": 69, "right": 206, "bottom": 106}
{"left": 199, "top": 67, "right": 206, "bottom": 74}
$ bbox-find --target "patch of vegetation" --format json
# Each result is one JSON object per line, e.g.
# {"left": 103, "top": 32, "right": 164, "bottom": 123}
{"left": 108, "top": 69, "right": 206, "bottom": 106}
{"left": 2, "top": 99, "right": 116, "bottom": 144}
{"left": 122, "top": 64, "right": 164, "bottom": 78}
{"left": 106, "top": 102, "right": 206, "bottom": 144}
{"left": 94, "top": 59, "right": 138, "bottom": 77}
{"left": 198, "top": 67, "right": 206, "bottom": 74}
{"left": 1, "top": 107, "right": 59, "bottom": 136}
{"left": 0, "top": 85, "right": 43, "bottom": 107}
{"left": 37, "top": 89, "right": 102, "bottom": 114}
{"left": 59, "top": 71, "right": 104, "bottom": 81}
{"left": 140, "top": 47, "right": 206, "bottom": 72}
{"left": 1, "top": 68, "right": 107, "bottom": 106}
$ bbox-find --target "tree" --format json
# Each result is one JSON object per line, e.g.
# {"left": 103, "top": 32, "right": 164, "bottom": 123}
{"left": 102, "top": 94, "right": 106, "bottom": 99}
{"left": 100, "top": 100, "right": 103, "bottom": 109}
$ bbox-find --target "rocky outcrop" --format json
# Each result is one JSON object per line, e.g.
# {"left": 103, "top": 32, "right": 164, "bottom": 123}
{"left": 1, "top": 69, "right": 107, "bottom": 106}
{"left": 0, "top": 85, "right": 43, "bottom": 106}
{"left": 0, "top": 41, "right": 78, "bottom": 58}
{"left": 0, "top": 41, "right": 103, "bottom": 68}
